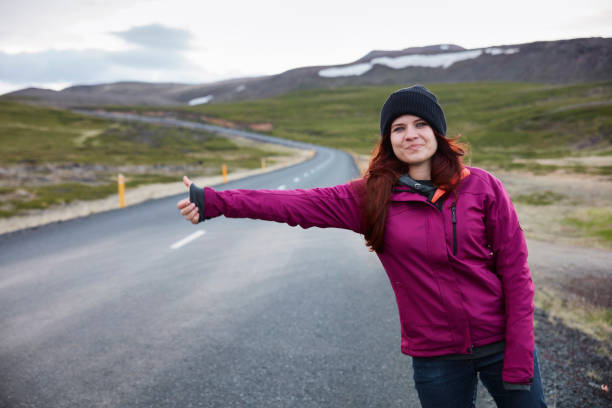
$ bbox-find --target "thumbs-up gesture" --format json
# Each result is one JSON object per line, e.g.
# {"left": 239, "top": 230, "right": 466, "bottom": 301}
{"left": 177, "top": 176, "right": 201, "bottom": 224}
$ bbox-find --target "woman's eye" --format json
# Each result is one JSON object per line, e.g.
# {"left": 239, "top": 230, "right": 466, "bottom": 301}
{"left": 392, "top": 127, "right": 403, "bottom": 132}
{"left": 416, "top": 122, "right": 427, "bottom": 128}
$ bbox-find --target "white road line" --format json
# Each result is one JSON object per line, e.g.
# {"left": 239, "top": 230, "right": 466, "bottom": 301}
{"left": 293, "top": 177, "right": 300, "bottom": 182}
{"left": 170, "top": 230, "right": 206, "bottom": 249}
{"left": 277, "top": 184, "right": 286, "bottom": 190}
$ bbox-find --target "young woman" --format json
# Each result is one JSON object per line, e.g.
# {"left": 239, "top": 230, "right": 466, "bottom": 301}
{"left": 177, "top": 85, "right": 547, "bottom": 408}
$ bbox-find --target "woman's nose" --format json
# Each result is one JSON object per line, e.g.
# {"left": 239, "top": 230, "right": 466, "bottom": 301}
{"left": 405, "top": 125, "right": 419, "bottom": 139}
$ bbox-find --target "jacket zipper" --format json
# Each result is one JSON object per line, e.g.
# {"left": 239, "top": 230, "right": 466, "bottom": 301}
{"left": 451, "top": 204, "right": 457, "bottom": 255}
{"left": 410, "top": 195, "right": 457, "bottom": 255}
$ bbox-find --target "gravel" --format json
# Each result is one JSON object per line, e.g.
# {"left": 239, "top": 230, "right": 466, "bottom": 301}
{"left": 534, "top": 309, "right": 611, "bottom": 408}
{"left": 474, "top": 308, "right": 611, "bottom": 408}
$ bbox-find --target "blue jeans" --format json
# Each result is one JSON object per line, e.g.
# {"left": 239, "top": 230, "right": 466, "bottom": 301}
{"left": 411, "top": 347, "right": 547, "bottom": 408}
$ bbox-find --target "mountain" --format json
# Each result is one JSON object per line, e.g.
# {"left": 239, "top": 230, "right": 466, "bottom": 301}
{"left": 2, "top": 37, "right": 611, "bottom": 108}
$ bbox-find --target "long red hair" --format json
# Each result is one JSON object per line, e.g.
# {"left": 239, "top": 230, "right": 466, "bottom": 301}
{"left": 360, "top": 130, "right": 467, "bottom": 253}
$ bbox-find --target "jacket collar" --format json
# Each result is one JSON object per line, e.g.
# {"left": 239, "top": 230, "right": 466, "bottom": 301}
{"left": 391, "top": 167, "right": 471, "bottom": 204}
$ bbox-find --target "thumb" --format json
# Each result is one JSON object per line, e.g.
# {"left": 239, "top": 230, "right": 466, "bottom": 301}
{"left": 183, "top": 175, "right": 192, "bottom": 188}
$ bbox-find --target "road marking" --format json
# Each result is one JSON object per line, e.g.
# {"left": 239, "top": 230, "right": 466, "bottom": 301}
{"left": 170, "top": 230, "right": 206, "bottom": 249}
{"left": 277, "top": 184, "right": 286, "bottom": 190}
{"left": 293, "top": 177, "right": 300, "bottom": 182}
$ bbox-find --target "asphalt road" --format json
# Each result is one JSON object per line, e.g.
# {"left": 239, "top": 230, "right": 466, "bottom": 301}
{"left": 0, "top": 119, "right": 425, "bottom": 407}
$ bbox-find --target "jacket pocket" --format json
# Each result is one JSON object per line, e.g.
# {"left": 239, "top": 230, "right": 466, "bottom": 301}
{"left": 403, "top": 323, "right": 454, "bottom": 351}
{"left": 391, "top": 281, "right": 453, "bottom": 351}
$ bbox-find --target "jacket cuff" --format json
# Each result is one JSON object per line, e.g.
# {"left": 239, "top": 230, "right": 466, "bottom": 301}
{"left": 503, "top": 381, "right": 532, "bottom": 391}
{"left": 189, "top": 183, "right": 206, "bottom": 223}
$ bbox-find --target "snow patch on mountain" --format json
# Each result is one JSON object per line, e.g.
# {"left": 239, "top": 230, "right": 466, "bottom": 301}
{"left": 371, "top": 50, "right": 483, "bottom": 69}
{"left": 188, "top": 95, "right": 213, "bottom": 105}
{"left": 484, "top": 47, "right": 519, "bottom": 55}
{"left": 318, "top": 63, "right": 373, "bottom": 78}
{"left": 318, "top": 48, "right": 520, "bottom": 78}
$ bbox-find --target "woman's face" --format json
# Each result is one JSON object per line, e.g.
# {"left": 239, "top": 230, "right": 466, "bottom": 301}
{"left": 389, "top": 114, "right": 438, "bottom": 168}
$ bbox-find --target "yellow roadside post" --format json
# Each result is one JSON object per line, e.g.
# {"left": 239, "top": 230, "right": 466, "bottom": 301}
{"left": 261, "top": 158, "right": 266, "bottom": 171}
{"left": 222, "top": 164, "right": 227, "bottom": 184}
{"left": 118, "top": 174, "right": 126, "bottom": 208}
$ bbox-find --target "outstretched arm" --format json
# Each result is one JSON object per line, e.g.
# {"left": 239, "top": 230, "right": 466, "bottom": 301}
{"left": 177, "top": 176, "right": 365, "bottom": 234}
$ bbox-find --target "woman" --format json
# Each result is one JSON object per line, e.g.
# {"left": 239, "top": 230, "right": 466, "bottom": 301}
{"left": 177, "top": 85, "right": 547, "bottom": 408}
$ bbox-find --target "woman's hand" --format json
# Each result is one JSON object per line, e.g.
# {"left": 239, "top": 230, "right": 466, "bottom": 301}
{"left": 177, "top": 176, "right": 200, "bottom": 224}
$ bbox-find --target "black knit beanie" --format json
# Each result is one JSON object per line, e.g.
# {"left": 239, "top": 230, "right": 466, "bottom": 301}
{"left": 379, "top": 85, "right": 447, "bottom": 136}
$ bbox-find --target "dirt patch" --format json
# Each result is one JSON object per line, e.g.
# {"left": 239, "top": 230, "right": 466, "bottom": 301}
{"left": 199, "top": 115, "right": 273, "bottom": 133}
{"left": 249, "top": 122, "right": 273, "bottom": 132}
{"left": 513, "top": 155, "right": 612, "bottom": 167}
{"left": 560, "top": 275, "right": 612, "bottom": 308}
{"left": 199, "top": 115, "right": 237, "bottom": 128}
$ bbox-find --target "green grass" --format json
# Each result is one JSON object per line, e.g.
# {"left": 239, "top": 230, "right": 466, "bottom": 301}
{"left": 564, "top": 208, "right": 612, "bottom": 244}
{"left": 595, "top": 165, "right": 612, "bottom": 175}
{"left": 514, "top": 191, "right": 566, "bottom": 206}
{"left": 0, "top": 101, "right": 287, "bottom": 216}
{"left": 111, "top": 81, "right": 612, "bottom": 167}
{"left": 0, "top": 101, "right": 283, "bottom": 166}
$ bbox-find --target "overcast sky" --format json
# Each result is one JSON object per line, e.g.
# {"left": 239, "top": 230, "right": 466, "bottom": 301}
{"left": 1, "top": 0, "right": 611, "bottom": 95}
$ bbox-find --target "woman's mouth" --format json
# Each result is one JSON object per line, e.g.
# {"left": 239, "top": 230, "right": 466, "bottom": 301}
{"left": 407, "top": 145, "right": 424, "bottom": 151}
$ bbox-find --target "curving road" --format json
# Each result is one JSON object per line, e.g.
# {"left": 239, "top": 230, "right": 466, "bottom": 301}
{"left": 0, "top": 115, "right": 425, "bottom": 407}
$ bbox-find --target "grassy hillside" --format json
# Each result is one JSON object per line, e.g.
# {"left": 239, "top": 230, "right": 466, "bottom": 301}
{"left": 0, "top": 101, "right": 282, "bottom": 166}
{"left": 0, "top": 101, "right": 286, "bottom": 217}
{"left": 150, "top": 81, "right": 612, "bottom": 173}
{"left": 113, "top": 81, "right": 612, "bottom": 248}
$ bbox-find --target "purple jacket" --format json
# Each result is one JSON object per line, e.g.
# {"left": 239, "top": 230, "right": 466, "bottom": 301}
{"left": 201, "top": 166, "right": 535, "bottom": 385}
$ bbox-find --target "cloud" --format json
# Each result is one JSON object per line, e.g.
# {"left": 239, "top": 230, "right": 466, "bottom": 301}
{"left": 0, "top": 49, "right": 109, "bottom": 83}
{"left": 110, "top": 48, "right": 189, "bottom": 69}
{"left": 0, "top": 24, "right": 202, "bottom": 90}
{"left": 112, "top": 23, "right": 193, "bottom": 50}
{"left": 550, "top": 7, "right": 612, "bottom": 31}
